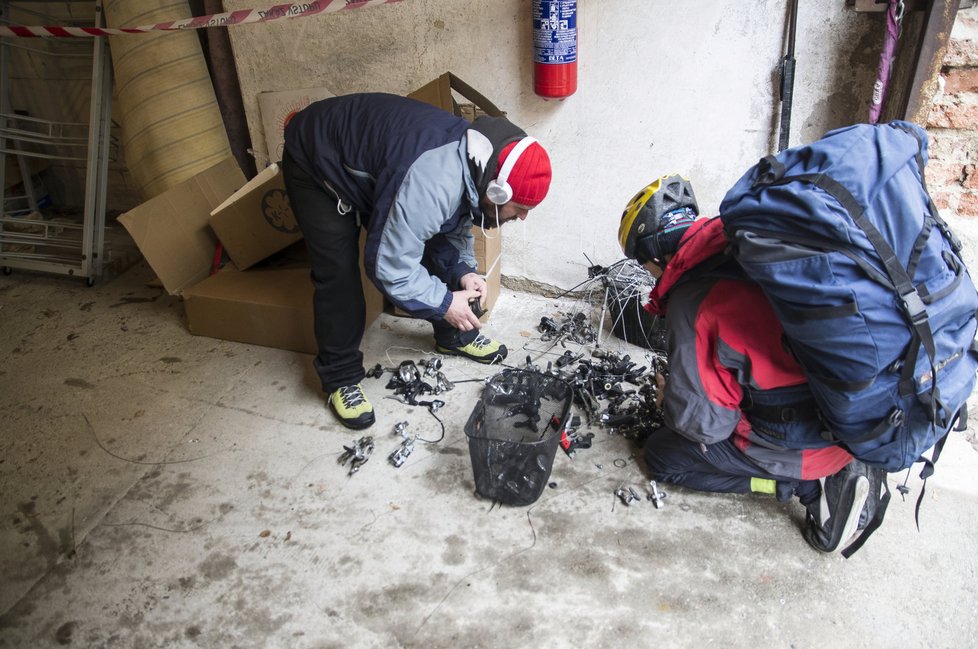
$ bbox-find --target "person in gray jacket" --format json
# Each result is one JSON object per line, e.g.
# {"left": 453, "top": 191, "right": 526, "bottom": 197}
{"left": 282, "top": 93, "right": 552, "bottom": 429}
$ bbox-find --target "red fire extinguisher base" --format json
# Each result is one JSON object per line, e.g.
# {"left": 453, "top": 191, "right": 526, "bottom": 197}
{"left": 534, "top": 61, "right": 577, "bottom": 99}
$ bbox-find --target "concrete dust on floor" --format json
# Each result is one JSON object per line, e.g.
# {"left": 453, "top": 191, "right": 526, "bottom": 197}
{"left": 1, "top": 262, "right": 977, "bottom": 648}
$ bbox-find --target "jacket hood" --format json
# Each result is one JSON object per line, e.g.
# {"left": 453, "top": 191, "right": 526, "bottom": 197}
{"left": 645, "top": 217, "right": 729, "bottom": 315}
{"left": 465, "top": 116, "right": 527, "bottom": 199}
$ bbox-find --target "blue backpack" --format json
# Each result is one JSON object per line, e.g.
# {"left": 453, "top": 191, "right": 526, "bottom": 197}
{"left": 719, "top": 121, "right": 978, "bottom": 476}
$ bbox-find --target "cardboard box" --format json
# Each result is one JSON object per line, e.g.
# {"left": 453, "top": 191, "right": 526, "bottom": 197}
{"left": 118, "top": 156, "right": 382, "bottom": 353}
{"left": 257, "top": 86, "right": 335, "bottom": 165}
{"left": 209, "top": 163, "right": 302, "bottom": 271}
{"left": 407, "top": 72, "right": 505, "bottom": 316}
{"left": 183, "top": 265, "right": 316, "bottom": 354}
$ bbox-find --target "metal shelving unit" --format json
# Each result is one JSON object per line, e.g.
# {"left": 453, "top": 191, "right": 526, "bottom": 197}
{"left": 0, "top": 0, "right": 112, "bottom": 286}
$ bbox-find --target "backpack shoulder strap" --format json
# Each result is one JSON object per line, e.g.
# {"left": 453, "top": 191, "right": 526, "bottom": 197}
{"left": 669, "top": 250, "right": 745, "bottom": 294}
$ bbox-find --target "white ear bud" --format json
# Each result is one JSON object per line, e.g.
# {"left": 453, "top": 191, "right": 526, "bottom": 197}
{"left": 485, "top": 136, "right": 537, "bottom": 206}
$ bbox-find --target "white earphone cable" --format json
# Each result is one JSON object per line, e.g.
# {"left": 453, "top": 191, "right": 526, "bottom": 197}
{"left": 478, "top": 203, "right": 499, "bottom": 240}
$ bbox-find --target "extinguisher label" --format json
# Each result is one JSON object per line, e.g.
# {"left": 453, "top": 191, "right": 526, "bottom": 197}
{"left": 533, "top": 0, "right": 577, "bottom": 64}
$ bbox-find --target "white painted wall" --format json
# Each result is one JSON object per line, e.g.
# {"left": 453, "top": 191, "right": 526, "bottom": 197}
{"left": 225, "top": 0, "right": 883, "bottom": 292}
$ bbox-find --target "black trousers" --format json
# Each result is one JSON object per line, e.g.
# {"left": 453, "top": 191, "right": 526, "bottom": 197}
{"left": 282, "top": 151, "right": 475, "bottom": 393}
{"left": 643, "top": 427, "right": 819, "bottom": 504}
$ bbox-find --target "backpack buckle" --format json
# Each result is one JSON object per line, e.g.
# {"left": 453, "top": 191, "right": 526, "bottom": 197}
{"left": 888, "top": 408, "right": 905, "bottom": 427}
{"left": 935, "top": 219, "right": 963, "bottom": 254}
{"left": 900, "top": 289, "right": 928, "bottom": 326}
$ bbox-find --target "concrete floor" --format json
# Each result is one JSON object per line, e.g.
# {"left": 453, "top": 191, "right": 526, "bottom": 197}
{"left": 1, "top": 260, "right": 977, "bottom": 649}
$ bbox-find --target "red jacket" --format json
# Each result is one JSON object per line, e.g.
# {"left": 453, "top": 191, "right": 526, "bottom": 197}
{"left": 647, "top": 218, "right": 851, "bottom": 480}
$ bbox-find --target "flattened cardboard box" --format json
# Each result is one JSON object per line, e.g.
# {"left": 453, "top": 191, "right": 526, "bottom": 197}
{"left": 118, "top": 157, "right": 244, "bottom": 296}
{"left": 118, "top": 156, "right": 382, "bottom": 354}
{"left": 209, "top": 162, "right": 303, "bottom": 271}
{"left": 257, "top": 86, "right": 335, "bottom": 164}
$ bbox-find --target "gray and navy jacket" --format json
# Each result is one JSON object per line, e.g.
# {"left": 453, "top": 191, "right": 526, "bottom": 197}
{"left": 646, "top": 217, "right": 853, "bottom": 480}
{"left": 283, "top": 93, "right": 522, "bottom": 320}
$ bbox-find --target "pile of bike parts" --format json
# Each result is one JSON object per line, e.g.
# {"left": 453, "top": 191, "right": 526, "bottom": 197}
{"left": 520, "top": 346, "right": 667, "bottom": 446}
{"left": 337, "top": 357, "right": 458, "bottom": 476}
{"left": 367, "top": 357, "right": 453, "bottom": 408}
{"left": 537, "top": 311, "right": 597, "bottom": 346}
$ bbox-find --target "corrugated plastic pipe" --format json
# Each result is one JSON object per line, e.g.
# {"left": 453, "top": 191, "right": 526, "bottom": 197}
{"left": 104, "top": 0, "right": 232, "bottom": 199}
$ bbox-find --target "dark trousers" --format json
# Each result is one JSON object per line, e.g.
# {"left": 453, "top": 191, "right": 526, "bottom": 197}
{"left": 643, "top": 427, "right": 819, "bottom": 504}
{"left": 282, "top": 152, "right": 476, "bottom": 393}
{"left": 282, "top": 151, "right": 366, "bottom": 393}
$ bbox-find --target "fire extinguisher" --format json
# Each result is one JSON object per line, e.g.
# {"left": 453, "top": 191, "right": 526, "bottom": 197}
{"left": 533, "top": 0, "right": 577, "bottom": 99}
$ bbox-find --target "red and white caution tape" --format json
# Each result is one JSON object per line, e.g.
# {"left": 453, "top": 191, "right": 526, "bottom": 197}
{"left": 0, "top": 0, "right": 402, "bottom": 38}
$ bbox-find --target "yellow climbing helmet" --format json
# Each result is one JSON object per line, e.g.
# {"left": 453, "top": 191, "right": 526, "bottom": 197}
{"left": 618, "top": 174, "right": 699, "bottom": 263}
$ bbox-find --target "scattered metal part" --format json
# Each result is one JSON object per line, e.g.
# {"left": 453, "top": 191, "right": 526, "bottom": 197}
{"left": 615, "top": 485, "right": 642, "bottom": 507}
{"left": 647, "top": 480, "right": 667, "bottom": 508}
{"left": 556, "top": 414, "right": 593, "bottom": 458}
{"left": 397, "top": 360, "right": 420, "bottom": 385}
{"left": 388, "top": 435, "right": 415, "bottom": 468}
{"left": 419, "top": 357, "right": 442, "bottom": 377}
{"left": 433, "top": 371, "right": 454, "bottom": 394}
{"left": 390, "top": 420, "right": 416, "bottom": 466}
{"left": 366, "top": 363, "right": 385, "bottom": 379}
{"left": 537, "top": 311, "right": 596, "bottom": 345}
{"left": 338, "top": 436, "right": 375, "bottom": 476}
{"left": 383, "top": 359, "right": 455, "bottom": 406}
{"left": 555, "top": 349, "right": 582, "bottom": 368}
{"left": 548, "top": 481, "right": 558, "bottom": 489}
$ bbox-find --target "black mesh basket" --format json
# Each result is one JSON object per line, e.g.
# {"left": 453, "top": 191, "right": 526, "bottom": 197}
{"left": 464, "top": 370, "right": 573, "bottom": 506}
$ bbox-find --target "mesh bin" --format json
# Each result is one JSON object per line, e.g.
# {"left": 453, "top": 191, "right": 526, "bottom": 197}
{"left": 609, "top": 292, "right": 667, "bottom": 351}
{"left": 464, "top": 370, "right": 573, "bottom": 506}
{"left": 606, "top": 260, "right": 667, "bottom": 351}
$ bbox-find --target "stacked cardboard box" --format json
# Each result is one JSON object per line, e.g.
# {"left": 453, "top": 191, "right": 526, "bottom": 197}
{"left": 118, "top": 73, "right": 504, "bottom": 355}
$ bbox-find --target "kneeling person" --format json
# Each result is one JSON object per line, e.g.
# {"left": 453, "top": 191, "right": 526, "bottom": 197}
{"left": 618, "top": 175, "right": 885, "bottom": 554}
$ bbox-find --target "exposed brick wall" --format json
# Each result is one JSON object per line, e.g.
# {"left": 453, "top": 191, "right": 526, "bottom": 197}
{"left": 926, "top": 7, "right": 978, "bottom": 218}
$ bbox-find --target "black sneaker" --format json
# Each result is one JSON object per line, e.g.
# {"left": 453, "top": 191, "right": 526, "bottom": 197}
{"left": 328, "top": 383, "right": 375, "bottom": 430}
{"left": 803, "top": 461, "right": 871, "bottom": 553}
{"left": 852, "top": 462, "right": 888, "bottom": 530}
{"left": 436, "top": 333, "right": 508, "bottom": 364}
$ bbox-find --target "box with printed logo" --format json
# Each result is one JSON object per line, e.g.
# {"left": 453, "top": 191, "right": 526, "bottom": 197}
{"left": 208, "top": 162, "right": 303, "bottom": 271}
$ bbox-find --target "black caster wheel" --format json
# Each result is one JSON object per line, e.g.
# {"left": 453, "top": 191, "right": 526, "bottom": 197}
{"left": 86, "top": 276, "right": 96, "bottom": 287}
{"left": 2, "top": 267, "right": 11, "bottom": 276}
